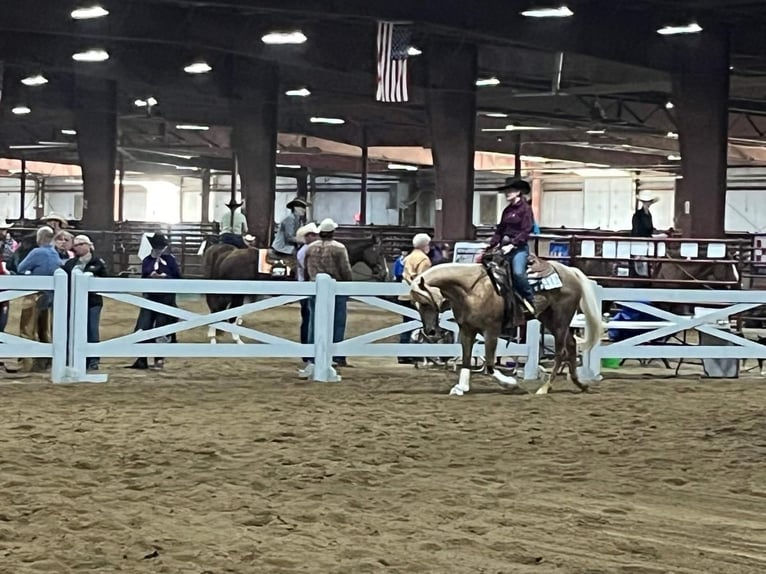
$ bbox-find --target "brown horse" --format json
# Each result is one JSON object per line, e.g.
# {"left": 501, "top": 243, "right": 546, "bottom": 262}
{"left": 202, "top": 236, "right": 390, "bottom": 342}
{"left": 410, "top": 257, "right": 603, "bottom": 396}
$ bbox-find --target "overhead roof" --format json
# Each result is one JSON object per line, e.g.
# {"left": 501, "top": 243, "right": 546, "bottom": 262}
{"left": 2, "top": 0, "right": 766, "bottom": 174}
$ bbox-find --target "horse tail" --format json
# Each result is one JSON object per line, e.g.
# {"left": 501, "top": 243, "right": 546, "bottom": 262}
{"left": 567, "top": 266, "right": 603, "bottom": 351}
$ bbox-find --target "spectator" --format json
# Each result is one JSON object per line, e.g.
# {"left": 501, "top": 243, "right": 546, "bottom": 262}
{"left": 217, "top": 198, "right": 248, "bottom": 248}
{"left": 64, "top": 234, "right": 108, "bottom": 370}
{"left": 305, "top": 218, "right": 353, "bottom": 368}
{"left": 54, "top": 230, "right": 74, "bottom": 260}
{"left": 42, "top": 213, "right": 69, "bottom": 233}
{"left": 631, "top": 191, "right": 659, "bottom": 237}
{"left": 0, "top": 219, "right": 17, "bottom": 265}
{"left": 296, "top": 222, "right": 319, "bottom": 364}
{"left": 392, "top": 250, "right": 406, "bottom": 282}
{"left": 127, "top": 233, "right": 181, "bottom": 370}
{"left": 397, "top": 233, "right": 433, "bottom": 364}
{"left": 17, "top": 226, "right": 61, "bottom": 371}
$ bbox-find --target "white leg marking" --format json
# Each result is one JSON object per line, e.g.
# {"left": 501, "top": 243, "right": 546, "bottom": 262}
{"left": 450, "top": 368, "right": 472, "bottom": 396}
{"left": 207, "top": 325, "right": 217, "bottom": 344}
{"left": 492, "top": 369, "right": 517, "bottom": 389}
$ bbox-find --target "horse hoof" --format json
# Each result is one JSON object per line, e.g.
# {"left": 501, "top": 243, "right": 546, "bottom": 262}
{"left": 236, "top": 318, "right": 244, "bottom": 326}
{"left": 235, "top": 339, "right": 245, "bottom": 345}
{"left": 449, "top": 386, "right": 465, "bottom": 396}
{"left": 209, "top": 338, "right": 217, "bottom": 345}
{"left": 535, "top": 385, "right": 550, "bottom": 395}
{"left": 492, "top": 370, "right": 517, "bottom": 389}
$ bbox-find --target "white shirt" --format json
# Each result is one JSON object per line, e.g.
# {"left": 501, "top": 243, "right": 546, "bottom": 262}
{"left": 218, "top": 208, "right": 247, "bottom": 235}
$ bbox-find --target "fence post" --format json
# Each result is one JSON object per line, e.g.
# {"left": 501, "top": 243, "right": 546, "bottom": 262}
{"left": 50, "top": 269, "right": 69, "bottom": 383}
{"left": 69, "top": 270, "right": 91, "bottom": 381}
{"left": 312, "top": 274, "right": 340, "bottom": 382}
{"left": 523, "top": 319, "right": 541, "bottom": 380}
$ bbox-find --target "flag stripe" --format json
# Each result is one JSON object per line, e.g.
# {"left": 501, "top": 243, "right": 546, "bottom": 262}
{"left": 376, "top": 21, "right": 409, "bottom": 103}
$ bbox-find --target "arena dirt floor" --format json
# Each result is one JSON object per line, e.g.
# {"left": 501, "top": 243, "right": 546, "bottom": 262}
{"left": 1, "top": 296, "right": 765, "bottom": 573}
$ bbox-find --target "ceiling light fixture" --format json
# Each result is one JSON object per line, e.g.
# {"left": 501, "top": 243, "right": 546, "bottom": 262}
{"left": 11, "top": 106, "right": 31, "bottom": 115}
{"left": 310, "top": 117, "right": 344, "bottom": 125}
{"left": 407, "top": 46, "right": 422, "bottom": 56}
{"left": 285, "top": 87, "right": 311, "bottom": 97}
{"left": 482, "top": 124, "right": 556, "bottom": 132}
{"left": 184, "top": 61, "right": 212, "bottom": 74}
{"left": 657, "top": 22, "right": 702, "bottom": 35}
{"left": 71, "top": 5, "right": 109, "bottom": 20}
{"left": 21, "top": 74, "right": 48, "bottom": 86}
{"left": 476, "top": 77, "right": 500, "bottom": 87}
{"left": 521, "top": 6, "right": 574, "bottom": 18}
{"left": 586, "top": 129, "right": 606, "bottom": 134}
{"left": 666, "top": 131, "right": 679, "bottom": 139}
{"left": 276, "top": 164, "right": 302, "bottom": 169}
{"left": 388, "top": 163, "right": 418, "bottom": 171}
{"left": 175, "top": 124, "right": 210, "bottom": 131}
{"left": 481, "top": 112, "right": 509, "bottom": 118}
{"left": 262, "top": 31, "right": 307, "bottom": 45}
{"left": 665, "top": 101, "right": 674, "bottom": 109}
{"left": 72, "top": 49, "right": 110, "bottom": 62}
{"left": 61, "top": 129, "right": 77, "bottom": 135}
{"left": 134, "top": 97, "right": 158, "bottom": 108}
{"left": 667, "top": 154, "right": 682, "bottom": 161}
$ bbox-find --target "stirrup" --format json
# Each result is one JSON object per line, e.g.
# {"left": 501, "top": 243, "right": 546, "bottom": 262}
{"left": 522, "top": 299, "right": 536, "bottom": 316}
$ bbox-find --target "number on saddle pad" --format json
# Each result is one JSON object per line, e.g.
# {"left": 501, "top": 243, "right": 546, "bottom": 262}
{"left": 530, "top": 272, "right": 563, "bottom": 292}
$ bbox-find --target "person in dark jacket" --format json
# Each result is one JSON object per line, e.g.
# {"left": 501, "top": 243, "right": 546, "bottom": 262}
{"left": 631, "top": 190, "right": 658, "bottom": 237}
{"left": 488, "top": 178, "right": 536, "bottom": 316}
{"left": 127, "top": 233, "right": 181, "bottom": 370}
{"left": 63, "top": 234, "right": 109, "bottom": 370}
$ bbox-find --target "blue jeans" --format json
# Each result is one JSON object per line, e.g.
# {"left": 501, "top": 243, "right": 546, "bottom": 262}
{"left": 87, "top": 305, "right": 102, "bottom": 369}
{"left": 506, "top": 244, "right": 534, "bottom": 301}
{"left": 300, "top": 298, "right": 311, "bottom": 362}
{"left": 220, "top": 233, "right": 245, "bottom": 248}
{"left": 307, "top": 295, "right": 348, "bottom": 364}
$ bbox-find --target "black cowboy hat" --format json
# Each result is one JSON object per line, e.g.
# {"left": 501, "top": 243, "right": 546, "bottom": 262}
{"left": 225, "top": 198, "right": 243, "bottom": 209}
{"left": 286, "top": 197, "right": 310, "bottom": 209}
{"left": 148, "top": 232, "right": 168, "bottom": 249}
{"left": 497, "top": 177, "right": 531, "bottom": 195}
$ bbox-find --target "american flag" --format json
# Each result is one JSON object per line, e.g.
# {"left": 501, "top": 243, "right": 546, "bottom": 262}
{"left": 376, "top": 21, "right": 411, "bottom": 103}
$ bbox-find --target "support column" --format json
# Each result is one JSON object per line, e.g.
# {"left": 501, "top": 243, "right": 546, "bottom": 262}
{"left": 671, "top": 29, "right": 730, "bottom": 238}
{"left": 427, "top": 40, "right": 477, "bottom": 240}
{"left": 296, "top": 170, "right": 309, "bottom": 199}
{"left": 74, "top": 76, "right": 117, "bottom": 231}
{"left": 200, "top": 168, "right": 211, "bottom": 223}
{"left": 229, "top": 58, "right": 279, "bottom": 247}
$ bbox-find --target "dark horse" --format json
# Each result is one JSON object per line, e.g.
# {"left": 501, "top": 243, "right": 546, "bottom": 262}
{"left": 201, "top": 236, "right": 390, "bottom": 342}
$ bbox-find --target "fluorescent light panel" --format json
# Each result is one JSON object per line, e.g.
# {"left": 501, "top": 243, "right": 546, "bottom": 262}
{"left": 175, "top": 124, "right": 210, "bottom": 131}
{"left": 657, "top": 23, "right": 702, "bottom": 35}
{"left": 61, "top": 129, "right": 77, "bottom": 135}
{"left": 262, "top": 31, "right": 307, "bottom": 45}
{"left": 521, "top": 6, "right": 574, "bottom": 18}
{"left": 184, "top": 61, "right": 212, "bottom": 74}
{"left": 286, "top": 88, "right": 311, "bottom": 97}
{"left": 476, "top": 77, "right": 500, "bottom": 87}
{"left": 388, "top": 163, "right": 418, "bottom": 171}
{"left": 11, "top": 106, "right": 31, "bottom": 115}
{"left": 21, "top": 74, "right": 48, "bottom": 86}
{"left": 310, "top": 117, "right": 344, "bottom": 125}
{"left": 71, "top": 5, "right": 109, "bottom": 20}
{"left": 72, "top": 49, "right": 109, "bottom": 62}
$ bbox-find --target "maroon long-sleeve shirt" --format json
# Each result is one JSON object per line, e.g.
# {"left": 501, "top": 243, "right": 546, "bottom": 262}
{"left": 489, "top": 199, "right": 533, "bottom": 247}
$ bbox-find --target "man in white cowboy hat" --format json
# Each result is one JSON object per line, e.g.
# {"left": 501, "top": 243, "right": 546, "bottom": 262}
{"left": 217, "top": 198, "right": 248, "bottom": 248}
{"left": 295, "top": 222, "right": 319, "bottom": 363}
{"left": 271, "top": 197, "right": 309, "bottom": 265}
{"left": 42, "top": 213, "right": 69, "bottom": 232}
{"left": 305, "top": 218, "right": 353, "bottom": 367}
{"left": 631, "top": 190, "right": 659, "bottom": 238}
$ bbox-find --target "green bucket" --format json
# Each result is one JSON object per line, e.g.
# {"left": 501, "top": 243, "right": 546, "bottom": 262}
{"left": 601, "top": 358, "right": 621, "bottom": 369}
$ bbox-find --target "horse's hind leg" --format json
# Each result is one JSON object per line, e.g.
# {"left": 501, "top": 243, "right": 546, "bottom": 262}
{"left": 229, "top": 295, "right": 245, "bottom": 344}
{"left": 566, "top": 332, "right": 588, "bottom": 392}
{"left": 537, "top": 326, "right": 568, "bottom": 395}
{"left": 206, "top": 295, "right": 225, "bottom": 343}
{"left": 483, "top": 330, "right": 518, "bottom": 390}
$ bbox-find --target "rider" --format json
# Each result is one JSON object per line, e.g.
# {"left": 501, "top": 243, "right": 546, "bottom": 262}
{"left": 271, "top": 197, "right": 308, "bottom": 266}
{"left": 488, "top": 178, "right": 536, "bottom": 317}
{"left": 217, "top": 198, "right": 248, "bottom": 248}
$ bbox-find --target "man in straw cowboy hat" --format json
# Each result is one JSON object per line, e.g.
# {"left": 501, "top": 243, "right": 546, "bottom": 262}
{"left": 217, "top": 198, "right": 248, "bottom": 248}
{"left": 271, "top": 196, "right": 309, "bottom": 269}
{"left": 42, "top": 213, "right": 69, "bottom": 233}
{"left": 631, "top": 190, "right": 659, "bottom": 238}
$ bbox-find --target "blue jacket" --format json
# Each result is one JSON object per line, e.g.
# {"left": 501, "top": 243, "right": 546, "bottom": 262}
{"left": 17, "top": 245, "right": 62, "bottom": 276}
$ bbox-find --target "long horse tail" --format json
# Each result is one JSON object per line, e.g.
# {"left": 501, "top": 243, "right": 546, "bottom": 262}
{"left": 566, "top": 266, "right": 604, "bottom": 351}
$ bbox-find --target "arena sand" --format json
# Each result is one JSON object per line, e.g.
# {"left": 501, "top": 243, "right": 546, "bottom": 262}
{"left": 0, "top": 297, "right": 764, "bottom": 573}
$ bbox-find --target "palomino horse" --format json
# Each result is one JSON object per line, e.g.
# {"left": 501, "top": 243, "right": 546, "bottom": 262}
{"left": 410, "top": 257, "right": 603, "bottom": 396}
{"left": 201, "top": 236, "right": 389, "bottom": 343}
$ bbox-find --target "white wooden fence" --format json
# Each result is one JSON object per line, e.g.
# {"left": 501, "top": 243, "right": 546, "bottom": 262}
{"left": 5, "top": 269, "right": 766, "bottom": 384}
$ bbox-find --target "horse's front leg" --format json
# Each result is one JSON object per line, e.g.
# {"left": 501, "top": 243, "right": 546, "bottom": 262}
{"left": 229, "top": 295, "right": 245, "bottom": 344}
{"left": 483, "top": 330, "right": 517, "bottom": 390}
{"left": 450, "top": 328, "right": 476, "bottom": 396}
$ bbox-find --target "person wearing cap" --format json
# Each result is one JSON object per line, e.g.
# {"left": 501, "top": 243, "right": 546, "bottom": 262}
{"left": 217, "top": 198, "right": 248, "bottom": 248}
{"left": 397, "top": 232, "right": 433, "bottom": 363}
{"left": 42, "top": 213, "right": 69, "bottom": 233}
{"left": 127, "top": 233, "right": 181, "bottom": 370}
{"left": 295, "top": 222, "right": 319, "bottom": 362}
{"left": 631, "top": 190, "right": 659, "bottom": 237}
{"left": 0, "top": 219, "right": 17, "bottom": 265}
{"left": 271, "top": 197, "right": 309, "bottom": 267}
{"left": 305, "top": 218, "right": 353, "bottom": 368}
{"left": 488, "top": 178, "right": 536, "bottom": 316}
{"left": 63, "top": 235, "right": 109, "bottom": 370}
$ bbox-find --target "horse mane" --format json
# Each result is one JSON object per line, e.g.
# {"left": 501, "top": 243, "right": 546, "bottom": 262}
{"left": 411, "top": 263, "right": 488, "bottom": 307}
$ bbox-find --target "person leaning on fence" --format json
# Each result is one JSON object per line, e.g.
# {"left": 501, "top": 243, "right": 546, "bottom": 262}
{"left": 127, "top": 233, "right": 181, "bottom": 371}
{"left": 271, "top": 197, "right": 309, "bottom": 270}
{"left": 295, "top": 222, "right": 319, "bottom": 364}
{"left": 16, "top": 225, "right": 61, "bottom": 371}
{"left": 396, "top": 233, "right": 433, "bottom": 364}
{"left": 64, "top": 235, "right": 108, "bottom": 371}
{"left": 304, "top": 218, "right": 353, "bottom": 369}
